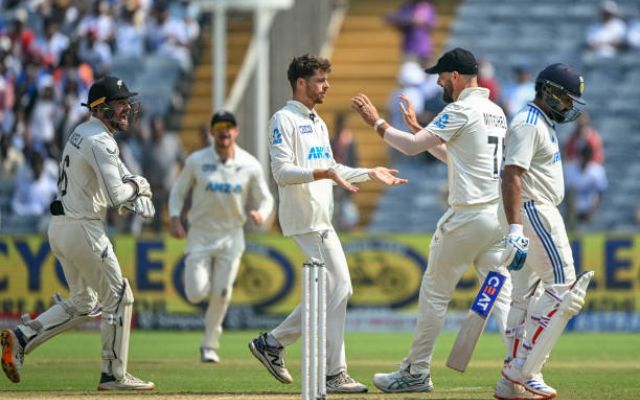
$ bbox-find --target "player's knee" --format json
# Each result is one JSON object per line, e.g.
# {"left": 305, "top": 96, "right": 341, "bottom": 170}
{"left": 185, "top": 288, "right": 207, "bottom": 304}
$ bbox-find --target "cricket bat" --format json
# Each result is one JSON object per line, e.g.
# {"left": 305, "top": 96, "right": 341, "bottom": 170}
{"left": 446, "top": 270, "right": 507, "bottom": 372}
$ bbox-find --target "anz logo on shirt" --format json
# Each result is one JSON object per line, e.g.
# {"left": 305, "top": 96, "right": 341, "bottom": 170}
{"left": 272, "top": 128, "right": 283, "bottom": 145}
{"left": 307, "top": 146, "right": 332, "bottom": 160}
{"left": 206, "top": 182, "right": 242, "bottom": 194}
{"left": 202, "top": 164, "right": 217, "bottom": 172}
{"left": 433, "top": 113, "right": 449, "bottom": 129}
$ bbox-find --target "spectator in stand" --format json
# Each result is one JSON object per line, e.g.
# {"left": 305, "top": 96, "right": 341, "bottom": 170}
{"left": 147, "top": 2, "right": 193, "bottom": 72}
{"left": 0, "top": 52, "right": 16, "bottom": 135}
{"left": 10, "top": 151, "right": 57, "bottom": 216}
{"left": 563, "top": 112, "right": 604, "bottom": 165}
{"left": 115, "top": 6, "right": 146, "bottom": 58}
{"left": 585, "top": 0, "right": 626, "bottom": 57}
{"left": 626, "top": 3, "right": 640, "bottom": 50}
{"left": 76, "top": 0, "right": 116, "bottom": 46}
{"left": 32, "top": 18, "right": 70, "bottom": 67}
{"left": 564, "top": 144, "right": 608, "bottom": 229}
{"left": 477, "top": 58, "right": 501, "bottom": 104}
{"left": 78, "top": 29, "right": 112, "bottom": 76}
{"left": 385, "top": 0, "right": 437, "bottom": 64}
{"left": 0, "top": 133, "right": 24, "bottom": 181}
{"left": 6, "top": 9, "right": 36, "bottom": 62}
{"left": 28, "top": 75, "right": 60, "bottom": 156}
{"left": 388, "top": 61, "right": 426, "bottom": 133}
{"left": 502, "top": 65, "right": 536, "bottom": 119}
{"left": 330, "top": 112, "right": 360, "bottom": 231}
{"left": 142, "top": 115, "right": 184, "bottom": 232}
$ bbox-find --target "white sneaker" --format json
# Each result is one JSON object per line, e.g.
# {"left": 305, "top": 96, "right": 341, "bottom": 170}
{"left": 494, "top": 376, "right": 547, "bottom": 400}
{"left": 326, "top": 371, "right": 368, "bottom": 393}
{"left": 1, "top": 329, "right": 23, "bottom": 383}
{"left": 373, "top": 367, "right": 433, "bottom": 393}
{"left": 248, "top": 333, "right": 292, "bottom": 384}
{"left": 502, "top": 359, "right": 556, "bottom": 398}
{"left": 200, "top": 347, "right": 220, "bottom": 363}
{"left": 97, "top": 373, "right": 155, "bottom": 391}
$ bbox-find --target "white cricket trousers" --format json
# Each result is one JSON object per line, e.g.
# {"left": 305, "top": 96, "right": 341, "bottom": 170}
{"left": 46, "top": 217, "right": 122, "bottom": 315}
{"left": 271, "top": 229, "right": 352, "bottom": 376}
{"left": 183, "top": 228, "right": 245, "bottom": 349}
{"left": 505, "top": 201, "right": 576, "bottom": 364}
{"left": 401, "top": 203, "right": 512, "bottom": 375}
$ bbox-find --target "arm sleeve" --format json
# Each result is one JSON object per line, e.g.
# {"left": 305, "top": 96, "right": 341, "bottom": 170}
{"left": 425, "top": 103, "right": 469, "bottom": 143}
{"left": 168, "top": 157, "right": 195, "bottom": 217}
{"left": 249, "top": 164, "right": 275, "bottom": 220}
{"left": 88, "top": 140, "right": 136, "bottom": 207}
{"left": 383, "top": 126, "right": 443, "bottom": 156}
{"left": 269, "top": 113, "right": 315, "bottom": 185}
{"left": 332, "top": 162, "right": 371, "bottom": 183}
{"left": 504, "top": 124, "right": 538, "bottom": 170}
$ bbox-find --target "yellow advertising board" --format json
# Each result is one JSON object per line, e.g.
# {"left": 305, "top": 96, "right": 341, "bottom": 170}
{"left": 0, "top": 233, "right": 639, "bottom": 317}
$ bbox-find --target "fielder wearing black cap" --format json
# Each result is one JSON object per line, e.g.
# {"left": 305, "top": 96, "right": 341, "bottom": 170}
{"left": 535, "top": 63, "right": 585, "bottom": 123}
{"left": 424, "top": 47, "right": 479, "bottom": 75}
{"left": 82, "top": 76, "right": 138, "bottom": 110}
{"left": 210, "top": 110, "right": 237, "bottom": 128}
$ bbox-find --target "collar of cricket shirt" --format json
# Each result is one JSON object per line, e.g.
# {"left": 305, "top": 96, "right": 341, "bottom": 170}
{"left": 458, "top": 86, "right": 490, "bottom": 101}
{"left": 525, "top": 101, "right": 554, "bottom": 127}
{"left": 287, "top": 100, "right": 317, "bottom": 121}
{"left": 211, "top": 145, "right": 237, "bottom": 166}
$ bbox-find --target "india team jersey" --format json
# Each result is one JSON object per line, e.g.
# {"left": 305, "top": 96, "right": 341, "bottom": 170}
{"left": 169, "top": 145, "right": 273, "bottom": 252}
{"left": 504, "top": 103, "right": 564, "bottom": 206}
{"left": 426, "top": 87, "right": 507, "bottom": 207}
{"left": 56, "top": 117, "right": 135, "bottom": 220}
{"left": 269, "top": 100, "right": 370, "bottom": 236}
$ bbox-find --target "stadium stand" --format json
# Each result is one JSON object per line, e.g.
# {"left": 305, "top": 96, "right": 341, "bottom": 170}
{"left": 370, "top": 0, "right": 640, "bottom": 232}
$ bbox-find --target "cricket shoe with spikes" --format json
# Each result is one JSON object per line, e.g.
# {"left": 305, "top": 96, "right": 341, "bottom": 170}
{"left": 1, "top": 329, "right": 24, "bottom": 383}
{"left": 373, "top": 367, "right": 433, "bottom": 393}
{"left": 494, "top": 376, "right": 548, "bottom": 400}
{"left": 502, "top": 358, "right": 557, "bottom": 399}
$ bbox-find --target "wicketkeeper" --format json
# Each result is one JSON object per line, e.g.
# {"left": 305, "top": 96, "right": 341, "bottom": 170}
{"left": 1, "top": 76, "right": 155, "bottom": 390}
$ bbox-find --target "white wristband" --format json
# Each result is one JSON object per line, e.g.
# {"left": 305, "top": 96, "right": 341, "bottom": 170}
{"left": 508, "top": 224, "right": 524, "bottom": 236}
{"left": 373, "top": 118, "right": 386, "bottom": 130}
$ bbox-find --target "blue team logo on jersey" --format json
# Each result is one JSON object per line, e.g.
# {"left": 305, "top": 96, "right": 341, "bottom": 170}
{"left": 471, "top": 271, "right": 506, "bottom": 319}
{"left": 206, "top": 182, "right": 242, "bottom": 193}
{"left": 307, "top": 146, "right": 331, "bottom": 160}
{"left": 433, "top": 113, "right": 449, "bottom": 129}
{"left": 299, "top": 125, "right": 313, "bottom": 134}
{"left": 202, "top": 164, "right": 217, "bottom": 172}
{"left": 272, "top": 128, "right": 283, "bottom": 145}
{"left": 552, "top": 152, "right": 561, "bottom": 163}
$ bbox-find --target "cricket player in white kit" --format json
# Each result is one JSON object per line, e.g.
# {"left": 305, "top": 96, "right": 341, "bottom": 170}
{"left": 352, "top": 48, "right": 512, "bottom": 393}
{"left": 169, "top": 110, "right": 273, "bottom": 364}
{"left": 248, "top": 54, "right": 407, "bottom": 393}
{"left": 498, "top": 64, "right": 589, "bottom": 400}
{"left": 1, "top": 76, "right": 155, "bottom": 390}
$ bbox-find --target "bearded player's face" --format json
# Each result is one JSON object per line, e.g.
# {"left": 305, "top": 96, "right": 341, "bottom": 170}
{"left": 438, "top": 72, "right": 455, "bottom": 103}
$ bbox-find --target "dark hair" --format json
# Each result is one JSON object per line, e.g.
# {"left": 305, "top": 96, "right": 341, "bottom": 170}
{"left": 287, "top": 54, "right": 331, "bottom": 92}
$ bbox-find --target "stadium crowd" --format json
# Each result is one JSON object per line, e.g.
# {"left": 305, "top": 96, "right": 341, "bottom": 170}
{"left": 0, "top": 0, "right": 201, "bottom": 234}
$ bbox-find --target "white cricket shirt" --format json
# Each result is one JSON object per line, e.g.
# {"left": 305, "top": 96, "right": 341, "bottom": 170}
{"left": 426, "top": 87, "right": 507, "bottom": 207}
{"left": 168, "top": 145, "right": 274, "bottom": 252}
{"left": 56, "top": 117, "right": 136, "bottom": 220}
{"left": 269, "top": 100, "right": 370, "bottom": 236}
{"left": 504, "top": 102, "right": 564, "bottom": 206}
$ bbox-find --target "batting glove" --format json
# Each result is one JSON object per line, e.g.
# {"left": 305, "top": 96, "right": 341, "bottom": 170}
{"left": 122, "top": 174, "right": 152, "bottom": 198}
{"left": 120, "top": 196, "right": 155, "bottom": 220}
{"left": 501, "top": 224, "right": 529, "bottom": 271}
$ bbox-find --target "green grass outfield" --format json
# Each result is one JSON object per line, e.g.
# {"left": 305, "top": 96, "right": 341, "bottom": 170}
{"left": 1, "top": 330, "right": 639, "bottom": 399}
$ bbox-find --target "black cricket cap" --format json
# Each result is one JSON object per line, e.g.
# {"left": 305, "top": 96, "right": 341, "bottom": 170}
{"left": 82, "top": 76, "right": 138, "bottom": 109}
{"left": 211, "top": 110, "right": 237, "bottom": 127}
{"left": 536, "top": 63, "right": 585, "bottom": 104}
{"left": 425, "top": 47, "right": 478, "bottom": 75}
